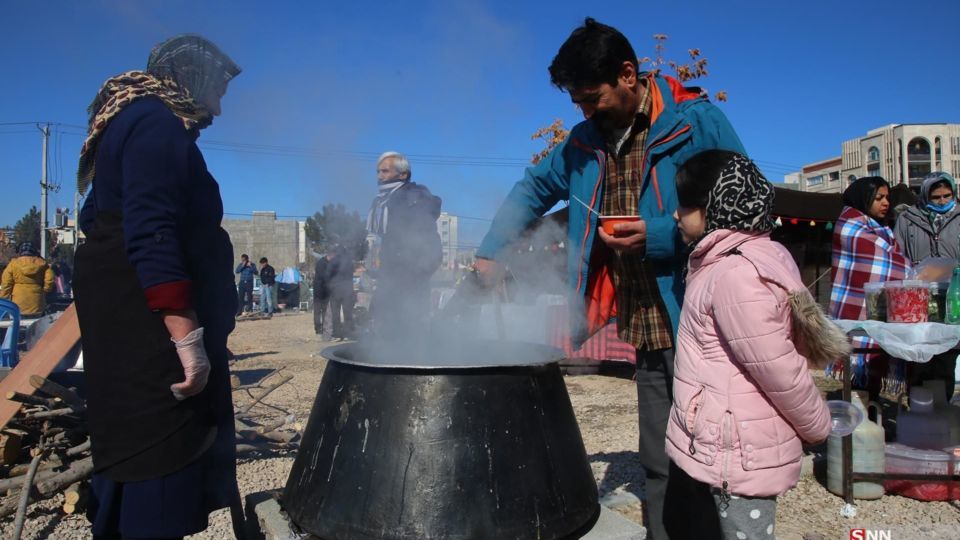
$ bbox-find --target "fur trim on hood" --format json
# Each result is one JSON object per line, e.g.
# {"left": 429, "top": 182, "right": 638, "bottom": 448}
{"left": 788, "top": 288, "right": 851, "bottom": 369}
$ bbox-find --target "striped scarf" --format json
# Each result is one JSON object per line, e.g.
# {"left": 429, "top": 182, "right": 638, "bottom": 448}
{"left": 367, "top": 181, "right": 405, "bottom": 236}
{"left": 77, "top": 71, "right": 211, "bottom": 195}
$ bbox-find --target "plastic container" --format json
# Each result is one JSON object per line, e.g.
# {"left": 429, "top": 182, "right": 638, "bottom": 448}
{"left": 827, "top": 391, "right": 885, "bottom": 499}
{"left": 884, "top": 443, "right": 960, "bottom": 501}
{"left": 922, "top": 380, "right": 960, "bottom": 446}
{"left": 863, "top": 282, "right": 886, "bottom": 321}
{"left": 897, "top": 387, "right": 953, "bottom": 450}
{"left": 928, "top": 282, "right": 948, "bottom": 323}
{"left": 885, "top": 280, "right": 929, "bottom": 322}
{"left": 826, "top": 400, "right": 864, "bottom": 437}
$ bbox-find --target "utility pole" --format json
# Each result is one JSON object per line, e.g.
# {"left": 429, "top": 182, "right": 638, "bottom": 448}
{"left": 38, "top": 123, "right": 50, "bottom": 259}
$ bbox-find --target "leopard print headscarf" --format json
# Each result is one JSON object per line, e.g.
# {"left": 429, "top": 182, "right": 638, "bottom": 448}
{"left": 76, "top": 71, "right": 210, "bottom": 195}
{"left": 702, "top": 154, "right": 777, "bottom": 239}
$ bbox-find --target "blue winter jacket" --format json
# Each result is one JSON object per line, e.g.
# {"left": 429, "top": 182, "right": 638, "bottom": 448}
{"left": 476, "top": 74, "right": 745, "bottom": 343}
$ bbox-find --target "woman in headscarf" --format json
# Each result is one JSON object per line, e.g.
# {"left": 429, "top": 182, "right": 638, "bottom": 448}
{"left": 895, "top": 172, "right": 960, "bottom": 264}
{"left": 663, "top": 150, "right": 839, "bottom": 540}
{"left": 893, "top": 172, "right": 960, "bottom": 402}
{"left": 73, "top": 35, "right": 242, "bottom": 539}
{"left": 829, "top": 176, "right": 911, "bottom": 394}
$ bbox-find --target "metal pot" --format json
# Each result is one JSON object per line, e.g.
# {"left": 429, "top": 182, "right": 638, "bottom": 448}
{"left": 283, "top": 340, "right": 599, "bottom": 539}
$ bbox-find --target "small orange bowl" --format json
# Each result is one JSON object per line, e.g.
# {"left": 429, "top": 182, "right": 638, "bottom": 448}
{"left": 599, "top": 215, "right": 640, "bottom": 236}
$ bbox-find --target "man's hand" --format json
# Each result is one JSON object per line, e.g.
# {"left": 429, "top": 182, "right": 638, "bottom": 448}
{"left": 473, "top": 257, "right": 505, "bottom": 289}
{"left": 597, "top": 219, "right": 647, "bottom": 253}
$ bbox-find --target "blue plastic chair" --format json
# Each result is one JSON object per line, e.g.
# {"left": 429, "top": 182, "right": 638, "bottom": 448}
{"left": 0, "top": 299, "right": 21, "bottom": 368}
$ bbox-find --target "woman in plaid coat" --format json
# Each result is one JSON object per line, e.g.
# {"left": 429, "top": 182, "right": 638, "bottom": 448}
{"left": 829, "top": 176, "right": 911, "bottom": 392}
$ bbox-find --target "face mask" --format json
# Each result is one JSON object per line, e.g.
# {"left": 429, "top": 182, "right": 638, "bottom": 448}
{"left": 926, "top": 199, "right": 956, "bottom": 214}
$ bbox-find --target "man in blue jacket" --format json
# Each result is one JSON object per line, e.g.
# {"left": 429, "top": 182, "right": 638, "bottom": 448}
{"left": 235, "top": 253, "right": 257, "bottom": 315}
{"left": 475, "top": 18, "right": 745, "bottom": 539}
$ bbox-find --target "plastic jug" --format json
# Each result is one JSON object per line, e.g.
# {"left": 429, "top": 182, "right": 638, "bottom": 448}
{"left": 827, "top": 391, "right": 885, "bottom": 499}
{"left": 922, "top": 380, "right": 960, "bottom": 446}
{"left": 897, "top": 387, "right": 953, "bottom": 450}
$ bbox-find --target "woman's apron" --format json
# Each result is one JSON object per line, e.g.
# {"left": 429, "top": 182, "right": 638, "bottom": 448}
{"left": 73, "top": 212, "right": 216, "bottom": 482}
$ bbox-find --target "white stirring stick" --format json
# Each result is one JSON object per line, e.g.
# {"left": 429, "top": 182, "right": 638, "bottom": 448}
{"left": 570, "top": 194, "right": 600, "bottom": 217}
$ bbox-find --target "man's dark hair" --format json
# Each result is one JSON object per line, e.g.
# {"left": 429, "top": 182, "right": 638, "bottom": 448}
{"left": 240, "top": 253, "right": 249, "bottom": 260}
{"left": 549, "top": 17, "right": 638, "bottom": 90}
{"left": 259, "top": 257, "right": 268, "bottom": 264}
{"left": 675, "top": 150, "right": 740, "bottom": 208}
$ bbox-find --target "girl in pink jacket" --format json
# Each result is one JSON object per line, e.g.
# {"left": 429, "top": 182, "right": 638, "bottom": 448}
{"left": 663, "top": 151, "right": 842, "bottom": 540}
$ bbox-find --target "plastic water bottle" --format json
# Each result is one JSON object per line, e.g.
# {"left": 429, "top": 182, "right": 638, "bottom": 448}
{"left": 945, "top": 266, "right": 960, "bottom": 324}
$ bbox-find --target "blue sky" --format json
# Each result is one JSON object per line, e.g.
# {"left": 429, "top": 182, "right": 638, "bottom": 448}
{"left": 2, "top": 0, "right": 958, "bottom": 247}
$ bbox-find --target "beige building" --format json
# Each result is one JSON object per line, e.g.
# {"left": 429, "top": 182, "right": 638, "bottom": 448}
{"left": 794, "top": 123, "right": 960, "bottom": 193}
{"left": 221, "top": 211, "right": 307, "bottom": 272}
{"left": 436, "top": 212, "right": 459, "bottom": 270}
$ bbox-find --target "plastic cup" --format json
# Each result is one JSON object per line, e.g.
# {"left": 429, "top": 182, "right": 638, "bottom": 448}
{"left": 599, "top": 215, "right": 640, "bottom": 236}
{"left": 827, "top": 400, "right": 865, "bottom": 437}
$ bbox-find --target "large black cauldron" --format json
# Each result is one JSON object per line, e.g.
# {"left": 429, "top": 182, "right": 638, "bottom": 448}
{"left": 283, "top": 340, "right": 599, "bottom": 539}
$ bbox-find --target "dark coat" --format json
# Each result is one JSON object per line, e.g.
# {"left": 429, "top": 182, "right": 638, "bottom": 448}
{"left": 313, "top": 257, "right": 330, "bottom": 300}
{"left": 378, "top": 181, "right": 443, "bottom": 284}
{"left": 74, "top": 97, "right": 237, "bottom": 532}
{"left": 79, "top": 97, "right": 238, "bottom": 340}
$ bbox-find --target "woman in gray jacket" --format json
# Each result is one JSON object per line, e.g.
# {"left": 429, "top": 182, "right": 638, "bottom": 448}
{"left": 895, "top": 172, "right": 960, "bottom": 264}
{"left": 893, "top": 171, "right": 959, "bottom": 402}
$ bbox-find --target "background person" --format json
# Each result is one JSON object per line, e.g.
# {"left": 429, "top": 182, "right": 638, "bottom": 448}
{"left": 328, "top": 245, "right": 356, "bottom": 341}
{"left": 259, "top": 256, "right": 276, "bottom": 315}
{"left": 473, "top": 18, "right": 745, "bottom": 539}
{"left": 829, "top": 176, "right": 911, "bottom": 396}
{"left": 235, "top": 253, "right": 257, "bottom": 315}
{"left": 313, "top": 251, "right": 332, "bottom": 337}
{"left": 366, "top": 151, "right": 442, "bottom": 341}
{"left": 894, "top": 171, "right": 960, "bottom": 401}
{"left": 72, "top": 34, "right": 242, "bottom": 539}
{"left": 0, "top": 241, "right": 55, "bottom": 317}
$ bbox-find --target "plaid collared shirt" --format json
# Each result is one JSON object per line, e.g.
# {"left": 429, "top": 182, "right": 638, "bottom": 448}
{"left": 601, "top": 84, "right": 674, "bottom": 351}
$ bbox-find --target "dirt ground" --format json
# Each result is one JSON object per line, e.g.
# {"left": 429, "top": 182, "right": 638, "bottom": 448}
{"left": 4, "top": 311, "right": 960, "bottom": 539}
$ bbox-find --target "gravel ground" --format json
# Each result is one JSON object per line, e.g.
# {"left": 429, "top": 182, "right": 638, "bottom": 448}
{"left": 3, "top": 311, "right": 959, "bottom": 539}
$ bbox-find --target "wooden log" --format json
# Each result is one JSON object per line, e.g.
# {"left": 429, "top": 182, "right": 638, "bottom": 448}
{"left": 65, "top": 439, "right": 91, "bottom": 457}
{"left": 0, "top": 305, "right": 81, "bottom": 431}
{"left": 64, "top": 480, "right": 85, "bottom": 505}
{"left": 238, "top": 374, "right": 294, "bottom": 415}
{"left": 6, "top": 454, "right": 61, "bottom": 477}
{"left": 256, "top": 418, "right": 287, "bottom": 435}
{"left": 36, "top": 456, "right": 93, "bottom": 496}
{"left": 5, "top": 391, "right": 56, "bottom": 409}
{"left": 25, "top": 407, "right": 78, "bottom": 420}
{"left": 0, "top": 432, "right": 22, "bottom": 465}
{"left": 235, "top": 441, "right": 287, "bottom": 455}
{"left": 257, "top": 429, "right": 296, "bottom": 444}
{"left": 11, "top": 451, "right": 45, "bottom": 539}
{"left": 0, "top": 468, "right": 60, "bottom": 494}
{"left": 29, "top": 376, "right": 84, "bottom": 412}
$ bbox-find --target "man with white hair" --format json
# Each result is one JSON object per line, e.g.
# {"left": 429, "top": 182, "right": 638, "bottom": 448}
{"left": 367, "top": 151, "right": 442, "bottom": 339}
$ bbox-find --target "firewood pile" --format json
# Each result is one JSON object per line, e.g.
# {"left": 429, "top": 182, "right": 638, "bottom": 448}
{"left": 0, "top": 367, "right": 298, "bottom": 537}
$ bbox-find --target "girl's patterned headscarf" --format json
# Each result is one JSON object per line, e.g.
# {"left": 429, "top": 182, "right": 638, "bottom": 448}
{"left": 699, "top": 154, "right": 777, "bottom": 243}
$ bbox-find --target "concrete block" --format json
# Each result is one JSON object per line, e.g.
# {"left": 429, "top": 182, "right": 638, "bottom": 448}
{"left": 245, "top": 490, "right": 646, "bottom": 540}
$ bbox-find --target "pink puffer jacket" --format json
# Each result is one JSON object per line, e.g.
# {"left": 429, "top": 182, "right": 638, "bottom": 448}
{"left": 665, "top": 230, "right": 831, "bottom": 497}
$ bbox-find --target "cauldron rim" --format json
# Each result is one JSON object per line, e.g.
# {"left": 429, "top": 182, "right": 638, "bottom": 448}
{"left": 320, "top": 340, "right": 564, "bottom": 370}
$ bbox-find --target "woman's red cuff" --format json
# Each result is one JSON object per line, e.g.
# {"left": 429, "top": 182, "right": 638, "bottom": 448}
{"left": 144, "top": 280, "right": 193, "bottom": 311}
